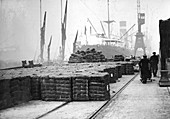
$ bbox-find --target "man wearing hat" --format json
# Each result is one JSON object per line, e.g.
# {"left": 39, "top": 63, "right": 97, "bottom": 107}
{"left": 139, "top": 54, "right": 151, "bottom": 83}
{"left": 150, "top": 52, "right": 159, "bottom": 77}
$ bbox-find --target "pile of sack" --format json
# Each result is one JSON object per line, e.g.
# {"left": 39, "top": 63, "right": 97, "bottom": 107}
{"left": 68, "top": 48, "right": 106, "bottom": 63}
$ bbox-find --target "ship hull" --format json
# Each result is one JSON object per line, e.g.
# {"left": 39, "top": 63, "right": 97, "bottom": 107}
{"left": 78, "top": 45, "right": 133, "bottom": 59}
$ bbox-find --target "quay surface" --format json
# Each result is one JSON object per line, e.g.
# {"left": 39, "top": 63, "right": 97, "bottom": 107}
{"left": 95, "top": 75, "right": 170, "bottom": 119}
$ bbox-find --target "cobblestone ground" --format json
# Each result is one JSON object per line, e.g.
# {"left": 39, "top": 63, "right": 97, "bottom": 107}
{"left": 96, "top": 75, "right": 170, "bottom": 119}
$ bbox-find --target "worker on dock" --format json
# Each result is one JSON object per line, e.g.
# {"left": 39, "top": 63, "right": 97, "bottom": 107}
{"left": 139, "top": 54, "right": 151, "bottom": 83}
{"left": 150, "top": 52, "right": 159, "bottom": 77}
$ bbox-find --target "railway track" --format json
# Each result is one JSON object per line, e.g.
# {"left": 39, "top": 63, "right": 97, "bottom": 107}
{"left": 35, "top": 101, "right": 71, "bottom": 119}
{"left": 87, "top": 73, "right": 139, "bottom": 119}
{"left": 35, "top": 73, "right": 139, "bottom": 119}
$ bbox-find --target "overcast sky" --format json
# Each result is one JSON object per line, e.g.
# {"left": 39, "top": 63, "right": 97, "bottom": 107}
{"left": 0, "top": 0, "right": 170, "bottom": 61}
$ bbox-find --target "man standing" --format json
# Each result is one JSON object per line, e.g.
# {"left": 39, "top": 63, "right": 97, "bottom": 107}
{"left": 150, "top": 52, "right": 159, "bottom": 77}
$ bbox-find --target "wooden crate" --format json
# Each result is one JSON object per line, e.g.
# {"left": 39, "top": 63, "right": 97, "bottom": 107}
{"left": 41, "top": 76, "right": 56, "bottom": 101}
{"left": 55, "top": 76, "right": 72, "bottom": 101}
{"left": 31, "top": 76, "right": 41, "bottom": 100}
{"left": 72, "top": 76, "right": 89, "bottom": 101}
{"left": 19, "top": 77, "right": 31, "bottom": 102}
{"left": 103, "top": 68, "right": 117, "bottom": 83}
{"left": 10, "top": 78, "right": 21, "bottom": 105}
{"left": 114, "top": 67, "right": 119, "bottom": 80}
{"left": 125, "top": 63, "right": 134, "bottom": 75}
{"left": 10, "top": 77, "right": 31, "bottom": 105}
{"left": 89, "top": 73, "right": 110, "bottom": 101}
{"left": 0, "top": 79, "right": 12, "bottom": 110}
{"left": 121, "top": 64, "right": 126, "bottom": 75}
{"left": 117, "top": 65, "right": 123, "bottom": 78}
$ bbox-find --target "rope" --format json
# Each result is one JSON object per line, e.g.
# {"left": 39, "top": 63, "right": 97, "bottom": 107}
{"left": 33, "top": 36, "right": 39, "bottom": 61}
{"left": 79, "top": 0, "right": 102, "bottom": 21}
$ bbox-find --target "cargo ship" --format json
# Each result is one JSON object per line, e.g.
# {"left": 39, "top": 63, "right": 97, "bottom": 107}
{"left": 74, "top": 0, "right": 134, "bottom": 59}
{"left": 73, "top": 0, "right": 145, "bottom": 60}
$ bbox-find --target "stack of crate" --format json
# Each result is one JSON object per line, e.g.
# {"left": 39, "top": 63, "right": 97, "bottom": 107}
{"left": 0, "top": 70, "right": 32, "bottom": 109}
{"left": 10, "top": 78, "right": 21, "bottom": 105}
{"left": 104, "top": 68, "right": 116, "bottom": 83}
{"left": 30, "top": 76, "right": 41, "bottom": 100}
{"left": 125, "top": 63, "right": 134, "bottom": 75}
{"left": 9, "top": 77, "right": 31, "bottom": 105}
{"left": 89, "top": 73, "right": 110, "bottom": 101}
{"left": 41, "top": 76, "right": 56, "bottom": 101}
{"left": 72, "top": 76, "right": 89, "bottom": 101}
{"left": 121, "top": 64, "right": 126, "bottom": 75}
{"left": 114, "top": 67, "right": 119, "bottom": 80}
{"left": 117, "top": 65, "right": 123, "bottom": 78}
{"left": 0, "top": 79, "right": 12, "bottom": 110}
{"left": 19, "top": 76, "right": 31, "bottom": 102}
{"left": 55, "top": 75, "right": 72, "bottom": 101}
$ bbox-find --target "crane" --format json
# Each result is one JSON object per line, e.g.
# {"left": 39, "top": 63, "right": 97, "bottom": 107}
{"left": 87, "top": 18, "right": 106, "bottom": 38}
{"left": 73, "top": 30, "right": 78, "bottom": 53}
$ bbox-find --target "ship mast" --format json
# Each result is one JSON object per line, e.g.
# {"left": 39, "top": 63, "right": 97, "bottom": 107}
{"left": 61, "top": 0, "right": 68, "bottom": 61}
{"left": 107, "top": 0, "right": 110, "bottom": 38}
{"left": 104, "top": 0, "right": 114, "bottom": 39}
{"left": 40, "top": 0, "right": 42, "bottom": 32}
{"left": 40, "top": 0, "right": 42, "bottom": 62}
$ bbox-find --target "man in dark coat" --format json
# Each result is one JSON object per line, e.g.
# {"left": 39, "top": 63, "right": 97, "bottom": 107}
{"left": 139, "top": 55, "right": 151, "bottom": 83}
{"left": 150, "top": 52, "right": 159, "bottom": 77}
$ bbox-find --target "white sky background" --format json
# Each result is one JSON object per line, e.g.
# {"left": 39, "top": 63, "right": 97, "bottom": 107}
{"left": 0, "top": 0, "right": 170, "bottom": 61}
